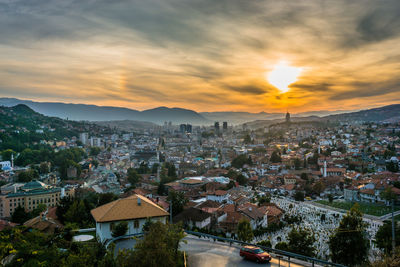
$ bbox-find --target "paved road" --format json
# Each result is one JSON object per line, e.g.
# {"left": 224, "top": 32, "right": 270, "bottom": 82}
{"left": 181, "top": 236, "right": 316, "bottom": 267}
{"left": 114, "top": 235, "right": 317, "bottom": 267}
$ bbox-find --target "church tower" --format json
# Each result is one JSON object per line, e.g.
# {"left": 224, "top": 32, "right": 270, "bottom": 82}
{"left": 285, "top": 111, "right": 291, "bottom": 123}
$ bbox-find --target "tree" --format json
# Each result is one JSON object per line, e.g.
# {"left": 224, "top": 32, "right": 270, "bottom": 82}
{"left": 329, "top": 204, "right": 369, "bottom": 266}
{"left": 370, "top": 247, "right": 400, "bottom": 267}
{"left": 137, "top": 162, "right": 150, "bottom": 174}
{"left": 117, "top": 222, "right": 185, "bottom": 267}
{"left": 231, "top": 154, "right": 252, "bottom": 169}
{"left": 300, "top": 173, "right": 308, "bottom": 181}
{"left": 270, "top": 151, "right": 282, "bottom": 163}
{"left": 167, "top": 191, "right": 188, "bottom": 217}
{"left": 294, "top": 158, "right": 302, "bottom": 170}
{"left": 39, "top": 162, "right": 50, "bottom": 174}
{"left": 243, "top": 134, "right": 252, "bottom": 144}
{"left": 89, "top": 147, "right": 101, "bottom": 156}
{"left": 98, "top": 193, "right": 118, "bottom": 206}
{"left": 11, "top": 206, "right": 31, "bottom": 223}
{"left": 287, "top": 227, "right": 316, "bottom": 257}
{"left": 17, "top": 169, "right": 39, "bottom": 182}
{"left": 328, "top": 194, "right": 334, "bottom": 203}
{"left": 275, "top": 242, "right": 289, "bottom": 251}
{"left": 237, "top": 219, "right": 254, "bottom": 242}
{"left": 258, "top": 195, "right": 271, "bottom": 206}
{"left": 257, "top": 239, "right": 272, "bottom": 247}
{"left": 235, "top": 174, "right": 248, "bottom": 186}
{"left": 375, "top": 221, "right": 400, "bottom": 254}
{"left": 387, "top": 161, "right": 399, "bottom": 173}
{"left": 112, "top": 221, "right": 128, "bottom": 237}
{"left": 127, "top": 168, "right": 141, "bottom": 187}
{"left": 294, "top": 191, "right": 304, "bottom": 201}
{"left": 1, "top": 149, "right": 16, "bottom": 161}
{"left": 312, "top": 181, "right": 325, "bottom": 196}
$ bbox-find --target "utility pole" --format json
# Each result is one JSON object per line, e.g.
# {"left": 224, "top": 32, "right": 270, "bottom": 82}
{"left": 392, "top": 199, "right": 396, "bottom": 255}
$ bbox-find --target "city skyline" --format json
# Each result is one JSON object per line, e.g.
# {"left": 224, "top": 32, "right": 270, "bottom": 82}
{"left": 1, "top": 0, "right": 400, "bottom": 113}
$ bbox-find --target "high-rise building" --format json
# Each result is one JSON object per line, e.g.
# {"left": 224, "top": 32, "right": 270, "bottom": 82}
{"left": 79, "top": 132, "right": 89, "bottom": 145}
{"left": 186, "top": 124, "right": 192, "bottom": 133}
{"left": 180, "top": 124, "right": 187, "bottom": 133}
{"left": 223, "top": 122, "right": 228, "bottom": 131}
{"left": 214, "top": 122, "right": 220, "bottom": 132}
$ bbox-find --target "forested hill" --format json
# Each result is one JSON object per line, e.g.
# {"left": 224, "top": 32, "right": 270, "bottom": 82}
{"left": 0, "top": 104, "right": 104, "bottom": 152}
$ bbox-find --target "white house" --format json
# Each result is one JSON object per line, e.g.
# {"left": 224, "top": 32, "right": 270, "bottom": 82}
{"left": 91, "top": 194, "right": 169, "bottom": 243}
{"left": 206, "top": 190, "right": 229, "bottom": 203}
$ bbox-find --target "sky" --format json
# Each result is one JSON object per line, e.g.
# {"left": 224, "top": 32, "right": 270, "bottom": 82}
{"left": 1, "top": 0, "right": 400, "bottom": 113}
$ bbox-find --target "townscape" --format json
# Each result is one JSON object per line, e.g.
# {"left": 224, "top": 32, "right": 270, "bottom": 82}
{"left": 2, "top": 1, "right": 400, "bottom": 266}
{"left": 0, "top": 103, "right": 399, "bottom": 266}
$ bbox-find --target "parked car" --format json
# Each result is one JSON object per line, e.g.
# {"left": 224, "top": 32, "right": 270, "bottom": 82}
{"left": 240, "top": 245, "right": 272, "bottom": 263}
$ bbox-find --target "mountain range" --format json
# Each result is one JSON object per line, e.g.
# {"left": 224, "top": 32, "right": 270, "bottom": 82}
{"left": 0, "top": 97, "right": 399, "bottom": 125}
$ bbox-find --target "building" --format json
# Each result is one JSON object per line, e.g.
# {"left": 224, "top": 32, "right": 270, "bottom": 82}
{"left": 0, "top": 180, "right": 74, "bottom": 219}
{"left": 223, "top": 122, "right": 228, "bottom": 131}
{"left": 90, "top": 194, "right": 169, "bottom": 243}
{"left": 206, "top": 190, "right": 229, "bottom": 203}
{"left": 214, "top": 122, "right": 220, "bottom": 133}
{"left": 180, "top": 124, "right": 187, "bottom": 134}
{"left": 79, "top": 132, "right": 89, "bottom": 145}
{"left": 286, "top": 112, "right": 291, "bottom": 123}
{"left": 90, "top": 137, "right": 102, "bottom": 147}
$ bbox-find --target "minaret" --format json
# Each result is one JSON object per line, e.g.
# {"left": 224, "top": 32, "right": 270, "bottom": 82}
{"left": 323, "top": 161, "right": 327, "bottom": 178}
{"left": 11, "top": 154, "right": 14, "bottom": 169}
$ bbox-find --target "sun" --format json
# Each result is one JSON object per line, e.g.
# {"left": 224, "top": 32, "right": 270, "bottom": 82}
{"left": 266, "top": 61, "right": 303, "bottom": 93}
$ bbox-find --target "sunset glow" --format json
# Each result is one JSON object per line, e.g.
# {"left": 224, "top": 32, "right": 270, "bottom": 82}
{"left": 267, "top": 62, "right": 303, "bottom": 93}
{"left": 0, "top": 0, "right": 400, "bottom": 113}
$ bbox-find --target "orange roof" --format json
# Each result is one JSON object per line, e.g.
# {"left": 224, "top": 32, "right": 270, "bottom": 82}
{"left": 91, "top": 194, "right": 169, "bottom": 223}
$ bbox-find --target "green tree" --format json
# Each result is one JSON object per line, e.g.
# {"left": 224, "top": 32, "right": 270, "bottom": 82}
{"left": 235, "top": 174, "right": 248, "bottom": 186}
{"left": 89, "top": 146, "right": 101, "bottom": 156}
{"left": 231, "top": 154, "right": 252, "bottom": 169}
{"left": 17, "top": 169, "right": 39, "bottom": 182}
{"left": 243, "top": 134, "right": 252, "bottom": 144}
{"left": 112, "top": 221, "right": 128, "bottom": 237}
{"left": 39, "top": 162, "right": 50, "bottom": 174}
{"left": 11, "top": 206, "right": 31, "bottom": 223}
{"left": 270, "top": 151, "right": 282, "bottom": 163}
{"left": 98, "top": 193, "right": 118, "bottom": 206}
{"left": 329, "top": 204, "right": 369, "bottom": 266}
{"left": 287, "top": 227, "right": 316, "bottom": 257}
{"left": 328, "top": 194, "right": 334, "bottom": 203}
{"left": 127, "top": 168, "right": 141, "bottom": 187}
{"left": 167, "top": 191, "right": 188, "bottom": 217}
{"left": 275, "top": 242, "right": 289, "bottom": 251}
{"left": 257, "top": 239, "right": 272, "bottom": 247}
{"left": 237, "top": 219, "right": 254, "bottom": 242}
{"left": 117, "top": 222, "right": 185, "bottom": 267}
{"left": 300, "top": 172, "right": 308, "bottom": 181}
{"left": 375, "top": 221, "right": 400, "bottom": 254}
{"left": 294, "top": 158, "right": 302, "bottom": 170}
{"left": 294, "top": 191, "right": 304, "bottom": 201}
{"left": 1, "top": 149, "right": 16, "bottom": 161}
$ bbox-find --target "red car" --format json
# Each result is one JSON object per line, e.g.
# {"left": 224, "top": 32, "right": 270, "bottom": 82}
{"left": 240, "top": 245, "right": 272, "bottom": 263}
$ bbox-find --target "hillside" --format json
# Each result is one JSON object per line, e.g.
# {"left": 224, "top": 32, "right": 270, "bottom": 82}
{"left": 0, "top": 104, "right": 105, "bottom": 152}
{"left": 0, "top": 98, "right": 210, "bottom": 125}
{"left": 323, "top": 104, "right": 400, "bottom": 122}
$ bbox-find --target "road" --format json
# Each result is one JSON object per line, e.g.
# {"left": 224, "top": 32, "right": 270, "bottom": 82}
{"left": 181, "top": 236, "right": 315, "bottom": 267}
{"left": 114, "top": 235, "right": 316, "bottom": 267}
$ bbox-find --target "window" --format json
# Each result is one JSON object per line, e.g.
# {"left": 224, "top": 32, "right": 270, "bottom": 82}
{"left": 110, "top": 222, "right": 115, "bottom": 231}
{"left": 134, "top": 220, "right": 139, "bottom": 228}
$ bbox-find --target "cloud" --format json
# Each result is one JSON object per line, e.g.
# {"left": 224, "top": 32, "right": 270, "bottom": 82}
{"left": 0, "top": 0, "right": 400, "bottom": 112}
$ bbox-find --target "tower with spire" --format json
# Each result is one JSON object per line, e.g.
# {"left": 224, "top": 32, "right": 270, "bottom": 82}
{"left": 285, "top": 110, "right": 291, "bottom": 123}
